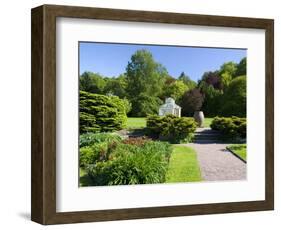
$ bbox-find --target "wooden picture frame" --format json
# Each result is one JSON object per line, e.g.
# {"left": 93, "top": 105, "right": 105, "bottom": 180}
{"left": 31, "top": 4, "right": 274, "bottom": 225}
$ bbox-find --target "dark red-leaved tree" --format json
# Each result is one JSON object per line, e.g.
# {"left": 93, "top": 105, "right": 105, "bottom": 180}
{"left": 181, "top": 88, "right": 204, "bottom": 116}
{"left": 201, "top": 71, "right": 223, "bottom": 90}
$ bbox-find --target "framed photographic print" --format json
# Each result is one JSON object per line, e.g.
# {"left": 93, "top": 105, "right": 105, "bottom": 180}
{"left": 31, "top": 4, "right": 274, "bottom": 225}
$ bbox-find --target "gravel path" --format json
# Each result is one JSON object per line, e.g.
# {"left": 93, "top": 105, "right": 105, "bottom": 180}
{"left": 187, "top": 143, "right": 246, "bottom": 181}
{"left": 185, "top": 128, "right": 247, "bottom": 181}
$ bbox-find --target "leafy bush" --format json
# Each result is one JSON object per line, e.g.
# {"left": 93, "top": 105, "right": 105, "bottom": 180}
{"left": 80, "top": 132, "right": 122, "bottom": 148}
{"left": 211, "top": 116, "right": 246, "bottom": 139}
{"left": 80, "top": 91, "right": 127, "bottom": 133}
{"left": 146, "top": 114, "right": 197, "bottom": 143}
{"left": 80, "top": 143, "right": 108, "bottom": 167}
{"left": 79, "top": 133, "right": 122, "bottom": 167}
{"left": 85, "top": 141, "right": 173, "bottom": 185}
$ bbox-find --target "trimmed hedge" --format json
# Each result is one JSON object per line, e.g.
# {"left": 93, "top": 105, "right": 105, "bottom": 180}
{"left": 146, "top": 114, "right": 197, "bottom": 143}
{"left": 210, "top": 116, "right": 246, "bottom": 139}
{"left": 80, "top": 91, "right": 127, "bottom": 133}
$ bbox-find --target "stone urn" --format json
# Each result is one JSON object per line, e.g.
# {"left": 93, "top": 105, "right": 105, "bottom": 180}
{"left": 194, "top": 111, "right": 204, "bottom": 127}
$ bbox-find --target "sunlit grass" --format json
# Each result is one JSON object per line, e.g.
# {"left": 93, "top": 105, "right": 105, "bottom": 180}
{"left": 228, "top": 144, "right": 247, "bottom": 161}
{"left": 166, "top": 145, "right": 202, "bottom": 183}
{"left": 126, "top": 117, "right": 146, "bottom": 129}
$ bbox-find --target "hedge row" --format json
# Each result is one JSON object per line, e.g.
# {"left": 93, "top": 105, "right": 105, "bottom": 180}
{"left": 80, "top": 91, "right": 127, "bottom": 133}
{"left": 210, "top": 116, "right": 246, "bottom": 139}
{"left": 146, "top": 114, "right": 197, "bottom": 143}
{"left": 80, "top": 133, "right": 173, "bottom": 186}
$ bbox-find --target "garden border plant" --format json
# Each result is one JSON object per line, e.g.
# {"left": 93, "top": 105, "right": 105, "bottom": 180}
{"left": 79, "top": 133, "right": 173, "bottom": 186}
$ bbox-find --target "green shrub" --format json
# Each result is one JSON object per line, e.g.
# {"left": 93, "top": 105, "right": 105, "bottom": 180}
{"left": 211, "top": 116, "right": 246, "bottom": 139}
{"left": 80, "top": 132, "right": 122, "bottom": 148}
{"left": 146, "top": 114, "right": 197, "bottom": 143}
{"left": 80, "top": 91, "right": 127, "bottom": 133}
{"left": 79, "top": 133, "right": 122, "bottom": 167}
{"left": 85, "top": 141, "right": 173, "bottom": 186}
{"left": 80, "top": 143, "right": 108, "bottom": 167}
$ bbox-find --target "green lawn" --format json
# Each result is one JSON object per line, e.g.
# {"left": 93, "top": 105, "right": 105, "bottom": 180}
{"left": 228, "top": 144, "right": 247, "bottom": 161}
{"left": 126, "top": 117, "right": 147, "bottom": 129}
{"left": 166, "top": 145, "right": 202, "bottom": 183}
{"left": 203, "top": 117, "right": 214, "bottom": 128}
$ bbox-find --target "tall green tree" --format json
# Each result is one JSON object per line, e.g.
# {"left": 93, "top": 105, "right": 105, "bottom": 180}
{"left": 129, "top": 94, "right": 162, "bottom": 117}
{"left": 220, "top": 76, "right": 246, "bottom": 117}
{"left": 126, "top": 49, "right": 165, "bottom": 98}
{"left": 126, "top": 50, "right": 166, "bottom": 116}
{"left": 178, "top": 72, "right": 197, "bottom": 89}
{"left": 235, "top": 57, "right": 247, "bottom": 77}
{"left": 200, "top": 82, "right": 223, "bottom": 117}
{"left": 219, "top": 62, "right": 237, "bottom": 87}
{"left": 104, "top": 74, "right": 128, "bottom": 98}
{"left": 162, "top": 80, "right": 188, "bottom": 102}
{"left": 79, "top": 72, "right": 106, "bottom": 94}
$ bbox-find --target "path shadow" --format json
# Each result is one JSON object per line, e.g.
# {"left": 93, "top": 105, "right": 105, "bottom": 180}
{"left": 128, "top": 128, "right": 147, "bottom": 138}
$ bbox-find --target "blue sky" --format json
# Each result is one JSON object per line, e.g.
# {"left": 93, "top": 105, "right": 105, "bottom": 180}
{"left": 79, "top": 42, "right": 246, "bottom": 81}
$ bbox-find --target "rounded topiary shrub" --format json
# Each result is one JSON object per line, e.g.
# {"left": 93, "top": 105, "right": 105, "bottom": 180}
{"left": 210, "top": 116, "right": 246, "bottom": 139}
{"left": 146, "top": 114, "right": 197, "bottom": 143}
{"left": 80, "top": 91, "right": 127, "bottom": 133}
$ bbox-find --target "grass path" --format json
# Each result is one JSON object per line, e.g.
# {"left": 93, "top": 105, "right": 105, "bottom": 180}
{"left": 166, "top": 145, "right": 202, "bottom": 183}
